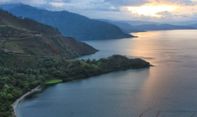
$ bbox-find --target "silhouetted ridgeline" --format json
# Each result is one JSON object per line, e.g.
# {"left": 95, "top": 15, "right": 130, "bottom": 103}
{"left": 1, "top": 4, "right": 132, "bottom": 40}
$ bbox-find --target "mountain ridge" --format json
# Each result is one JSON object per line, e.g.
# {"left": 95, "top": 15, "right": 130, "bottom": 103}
{"left": 1, "top": 4, "right": 132, "bottom": 40}
{"left": 0, "top": 9, "right": 97, "bottom": 58}
{"left": 101, "top": 20, "right": 197, "bottom": 33}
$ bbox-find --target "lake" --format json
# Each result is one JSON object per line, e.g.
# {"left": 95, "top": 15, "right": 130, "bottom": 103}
{"left": 16, "top": 30, "right": 197, "bottom": 117}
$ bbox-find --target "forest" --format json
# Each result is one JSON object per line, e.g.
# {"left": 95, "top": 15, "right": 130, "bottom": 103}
{"left": 0, "top": 53, "right": 150, "bottom": 117}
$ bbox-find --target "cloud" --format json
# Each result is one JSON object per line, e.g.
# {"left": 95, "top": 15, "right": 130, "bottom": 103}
{"left": 120, "top": 0, "right": 197, "bottom": 21}
{"left": 0, "top": 0, "right": 197, "bottom": 22}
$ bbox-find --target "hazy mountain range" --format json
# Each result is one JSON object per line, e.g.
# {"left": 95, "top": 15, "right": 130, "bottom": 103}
{"left": 0, "top": 9, "right": 96, "bottom": 58}
{"left": 102, "top": 20, "right": 197, "bottom": 33}
{"left": 2, "top": 3, "right": 196, "bottom": 39}
{"left": 1, "top": 4, "right": 132, "bottom": 41}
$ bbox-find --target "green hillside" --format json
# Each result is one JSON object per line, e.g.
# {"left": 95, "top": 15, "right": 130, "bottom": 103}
{"left": 0, "top": 9, "right": 150, "bottom": 117}
{"left": 0, "top": 10, "right": 97, "bottom": 58}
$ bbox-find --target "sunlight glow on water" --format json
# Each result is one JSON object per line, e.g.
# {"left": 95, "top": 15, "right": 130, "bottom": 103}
{"left": 17, "top": 30, "right": 197, "bottom": 117}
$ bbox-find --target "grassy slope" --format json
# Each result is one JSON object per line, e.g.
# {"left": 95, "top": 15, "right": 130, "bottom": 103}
{"left": 45, "top": 79, "right": 63, "bottom": 85}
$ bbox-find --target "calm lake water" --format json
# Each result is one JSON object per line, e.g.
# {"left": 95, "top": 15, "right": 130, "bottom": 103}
{"left": 17, "top": 30, "right": 197, "bottom": 117}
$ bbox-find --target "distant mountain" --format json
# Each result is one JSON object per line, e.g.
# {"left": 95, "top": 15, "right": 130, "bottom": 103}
{"left": 1, "top": 4, "right": 132, "bottom": 40}
{"left": 100, "top": 20, "right": 145, "bottom": 33}
{"left": 188, "top": 23, "right": 197, "bottom": 28}
{"left": 0, "top": 9, "right": 97, "bottom": 58}
{"left": 103, "top": 20, "right": 196, "bottom": 33}
{"left": 113, "top": 22, "right": 145, "bottom": 33}
{"left": 134, "top": 24, "right": 196, "bottom": 31}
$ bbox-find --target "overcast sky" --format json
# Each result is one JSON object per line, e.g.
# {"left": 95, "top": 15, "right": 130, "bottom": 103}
{"left": 1, "top": 0, "right": 197, "bottom": 22}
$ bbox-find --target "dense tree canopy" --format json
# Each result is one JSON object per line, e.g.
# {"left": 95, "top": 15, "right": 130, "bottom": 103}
{"left": 0, "top": 54, "right": 150, "bottom": 117}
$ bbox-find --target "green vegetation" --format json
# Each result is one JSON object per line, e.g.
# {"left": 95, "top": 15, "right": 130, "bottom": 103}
{"left": 0, "top": 8, "right": 150, "bottom": 117}
{"left": 45, "top": 79, "right": 63, "bottom": 85}
{"left": 0, "top": 54, "right": 150, "bottom": 117}
{"left": 0, "top": 9, "right": 97, "bottom": 58}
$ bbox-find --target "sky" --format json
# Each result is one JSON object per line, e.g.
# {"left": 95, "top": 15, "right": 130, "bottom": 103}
{"left": 1, "top": 0, "right": 197, "bottom": 22}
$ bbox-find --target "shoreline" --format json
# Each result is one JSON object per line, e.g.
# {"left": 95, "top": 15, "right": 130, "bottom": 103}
{"left": 12, "top": 86, "right": 42, "bottom": 117}
{"left": 10, "top": 55, "right": 151, "bottom": 117}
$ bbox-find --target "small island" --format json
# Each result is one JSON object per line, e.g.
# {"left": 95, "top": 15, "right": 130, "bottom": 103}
{"left": 0, "top": 54, "right": 150, "bottom": 117}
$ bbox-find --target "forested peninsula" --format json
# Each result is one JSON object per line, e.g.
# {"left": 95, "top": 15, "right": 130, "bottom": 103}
{"left": 0, "top": 9, "right": 151, "bottom": 117}
{"left": 0, "top": 54, "right": 150, "bottom": 117}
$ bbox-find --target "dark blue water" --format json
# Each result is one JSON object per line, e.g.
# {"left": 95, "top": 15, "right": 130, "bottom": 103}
{"left": 17, "top": 30, "right": 197, "bottom": 117}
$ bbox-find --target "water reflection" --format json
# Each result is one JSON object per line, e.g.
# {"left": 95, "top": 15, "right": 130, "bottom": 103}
{"left": 18, "top": 30, "right": 197, "bottom": 117}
